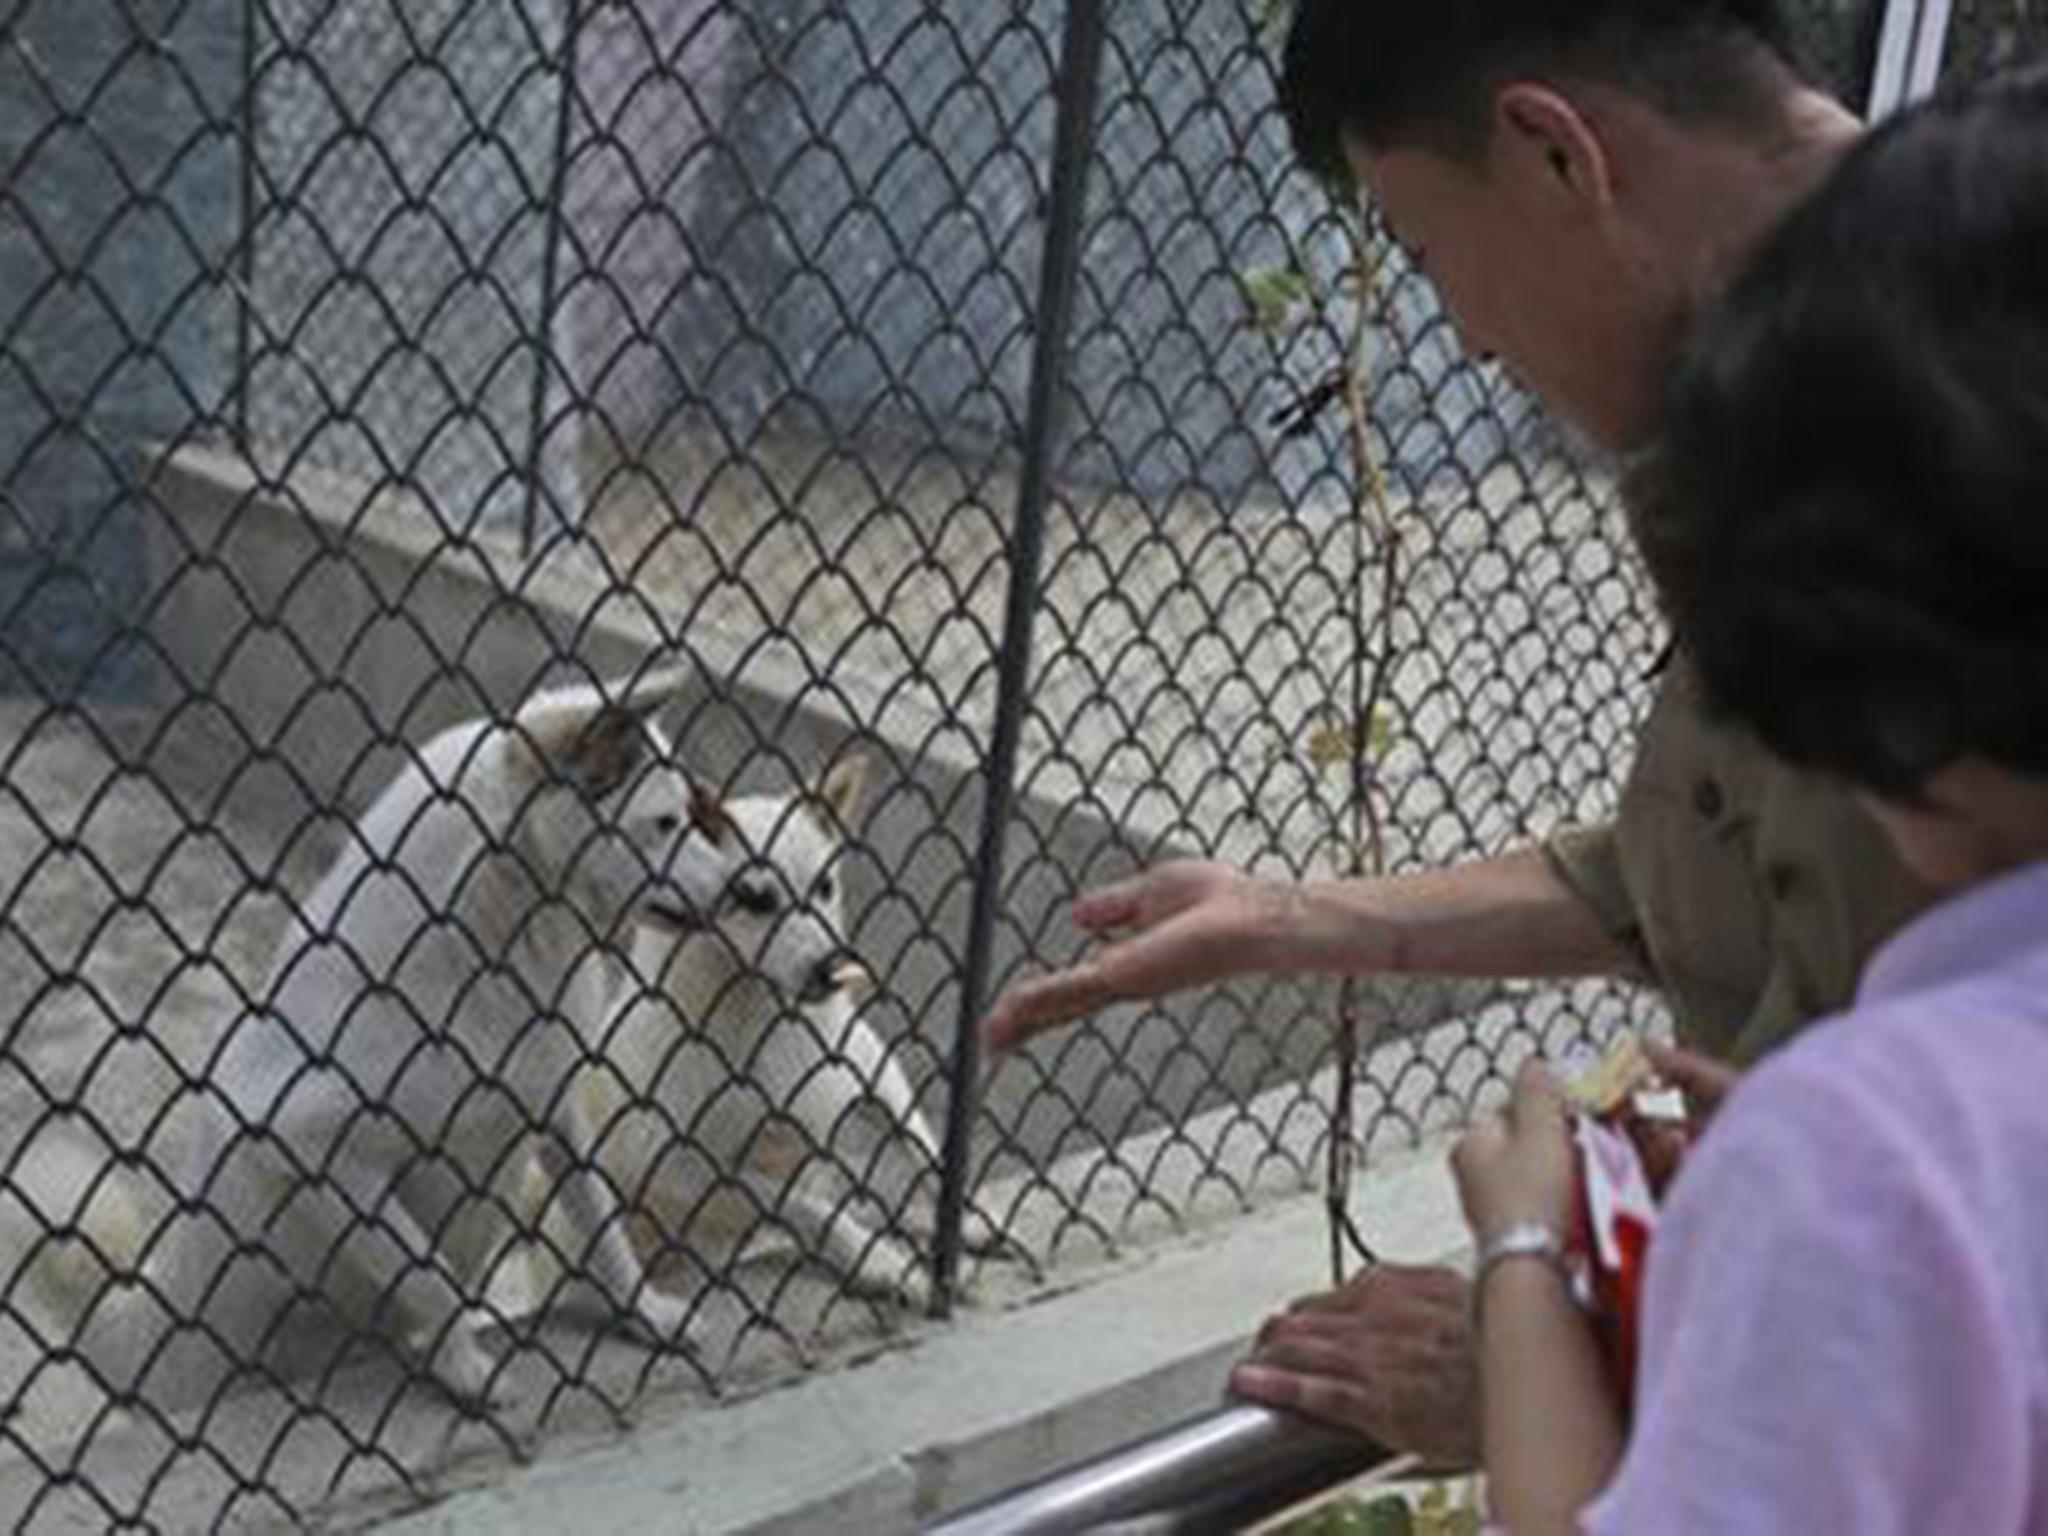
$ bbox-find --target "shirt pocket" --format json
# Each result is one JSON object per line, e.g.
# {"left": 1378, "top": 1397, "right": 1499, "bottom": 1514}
{"left": 1613, "top": 665, "right": 1773, "bottom": 1056}
{"left": 1729, "top": 771, "right": 1931, "bottom": 1061}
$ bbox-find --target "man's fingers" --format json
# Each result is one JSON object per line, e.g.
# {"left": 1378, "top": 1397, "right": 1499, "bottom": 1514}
{"left": 980, "top": 876, "right": 1166, "bottom": 1051}
{"left": 1643, "top": 1040, "right": 1740, "bottom": 1118}
{"left": 1256, "top": 1308, "right": 1465, "bottom": 1365}
{"left": 1242, "top": 1331, "right": 1379, "bottom": 1382}
{"left": 1238, "top": 1288, "right": 1483, "bottom": 1465}
{"left": 1229, "top": 1360, "right": 1377, "bottom": 1433}
{"left": 981, "top": 925, "right": 1217, "bottom": 1052}
{"left": 980, "top": 961, "right": 1117, "bottom": 1053}
{"left": 1068, "top": 878, "right": 1147, "bottom": 934}
{"left": 1283, "top": 1287, "right": 1372, "bottom": 1319}
{"left": 1256, "top": 1309, "right": 1359, "bottom": 1350}
{"left": 1282, "top": 1265, "right": 1467, "bottom": 1319}
{"left": 1630, "top": 1118, "right": 1690, "bottom": 1193}
{"left": 983, "top": 864, "right": 1257, "bottom": 1053}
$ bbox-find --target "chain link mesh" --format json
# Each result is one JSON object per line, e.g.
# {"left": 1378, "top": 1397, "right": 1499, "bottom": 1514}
{"left": 0, "top": 0, "right": 2029, "bottom": 1527}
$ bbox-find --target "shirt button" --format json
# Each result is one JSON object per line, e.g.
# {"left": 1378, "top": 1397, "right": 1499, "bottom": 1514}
{"left": 1767, "top": 863, "right": 1799, "bottom": 900}
{"left": 1692, "top": 778, "right": 1724, "bottom": 820}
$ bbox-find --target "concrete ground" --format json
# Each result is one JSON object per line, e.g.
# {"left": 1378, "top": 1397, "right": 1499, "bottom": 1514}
{"left": 0, "top": 691, "right": 1628, "bottom": 1530}
{"left": 368, "top": 1132, "right": 1475, "bottom": 1536}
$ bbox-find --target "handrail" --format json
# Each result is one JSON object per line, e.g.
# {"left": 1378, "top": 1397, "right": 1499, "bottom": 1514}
{"left": 920, "top": 1403, "right": 1397, "bottom": 1536}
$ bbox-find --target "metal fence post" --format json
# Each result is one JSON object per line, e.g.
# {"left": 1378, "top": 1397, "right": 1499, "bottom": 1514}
{"left": 521, "top": 0, "right": 583, "bottom": 556}
{"left": 931, "top": 0, "right": 1109, "bottom": 1316}
{"left": 1867, "top": 0, "right": 1956, "bottom": 115}
{"left": 233, "top": 0, "right": 258, "bottom": 451}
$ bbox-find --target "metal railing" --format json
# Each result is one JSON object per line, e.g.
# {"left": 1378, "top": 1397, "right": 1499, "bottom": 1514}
{"left": 924, "top": 1403, "right": 1393, "bottom": 1536}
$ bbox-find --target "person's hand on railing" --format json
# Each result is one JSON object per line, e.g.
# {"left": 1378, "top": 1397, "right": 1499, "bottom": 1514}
{"left": 1228, "top": 1262, "right": 1482, "bottom": 1469}
{"left": 980, "top": 860, "right": 1305, "bottom": 1051}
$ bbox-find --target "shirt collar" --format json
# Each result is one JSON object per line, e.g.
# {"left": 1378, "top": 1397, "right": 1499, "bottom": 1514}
{"left": 1858, "top": 857, "right": 2048, "bottom": 1004}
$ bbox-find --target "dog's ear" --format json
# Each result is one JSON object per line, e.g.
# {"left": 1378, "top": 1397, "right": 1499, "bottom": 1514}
{"left": 613, "top": 661, "right": 694, "bottom": 719}
{"left": 689, "top": 779, "right": 736, "bottom": 847}
{"left": 511, "top": 668, "right": 688, "bottom": 800}
{"left": 809, "top": 752, "right": 871, "bottom": 831}
{"left": 558, "top": 705, "right": 655, "bottom": 801}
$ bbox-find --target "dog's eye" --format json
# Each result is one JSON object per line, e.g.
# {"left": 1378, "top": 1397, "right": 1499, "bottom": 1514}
{"left": 654, "top": 812, "right": 681, "bottom": 836}
{"left": 814, "top": 873, "right": 835, "bottom": 902}
{"left": 731, "top": 882, "right": 780, "bottom": 917}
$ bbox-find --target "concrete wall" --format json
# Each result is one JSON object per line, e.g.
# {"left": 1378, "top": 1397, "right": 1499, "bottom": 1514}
{"left": 245, "top": 0, "right": 578, "bottom": 538}
{"left": 235, "top": 0, "right": 1516, "bottom": 537}
{"left": 0, "top": 0, "right": 1896, "bottom": 706}
{"left": 0, "top": 0, "right": 239, "bottom": 697}
{"left": 618, "top": 0, "right": 1506, "bottom": 500}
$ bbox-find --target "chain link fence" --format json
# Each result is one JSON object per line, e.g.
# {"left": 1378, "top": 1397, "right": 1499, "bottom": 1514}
{"left": 0, "top": 0, "right": 2025, "bottom": 1528}
{"left": 1945, "top": 0, "right": 2048, "bottom": 75}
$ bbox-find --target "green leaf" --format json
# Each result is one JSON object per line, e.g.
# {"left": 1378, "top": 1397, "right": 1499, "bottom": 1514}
{"left": 1270, "top": 1492, "right": 1414, "bottom": 1536}
{"left": 1305, "top": 703, "right": 1398, "bottom": 773}
{"left": 1238, "top": 264, "right": 1314, "bottom": 333}
{"left": 1359, "top": 1494, "right": 1419, "bottom": 1536}
{"left": 1247, "top": 0, "right": 1295, "bottom": 48}
{"left": 1306, "top": 715, "right": 1350, "bottom": 773}
{"left": 1413, "top": 1479, "right": 1484, "bottom": 1536}
{"left": 1364, "top": 703, "right": 1396, "bottom": 762}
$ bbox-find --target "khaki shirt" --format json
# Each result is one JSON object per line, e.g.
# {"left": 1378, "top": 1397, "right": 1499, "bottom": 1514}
{"left": 1546, "top": 655, "right": 1932, "bottom": 1065}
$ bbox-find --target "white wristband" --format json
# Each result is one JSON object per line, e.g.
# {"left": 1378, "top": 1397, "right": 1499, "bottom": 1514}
{"left": 1476, "top": 1221, "right": 1565, "bottom": 1277}
{"left": 1472, "top": 1221, "right": 1581, "bottom": 1324}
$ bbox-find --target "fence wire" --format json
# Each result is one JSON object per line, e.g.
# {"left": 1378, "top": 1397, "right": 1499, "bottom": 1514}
{"left": 0, "top": 0, "right": 2023, "bottom": 1529}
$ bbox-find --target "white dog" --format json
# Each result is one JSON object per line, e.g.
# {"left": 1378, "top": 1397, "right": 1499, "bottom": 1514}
{"left": 510, "top": 755, "right": 976, "bottom": 1316}
{"left": 17, "top": 665, "right": 738, "bottom": 1408}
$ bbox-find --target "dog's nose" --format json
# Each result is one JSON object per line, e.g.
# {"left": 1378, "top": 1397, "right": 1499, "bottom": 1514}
{"left": 800, "top": 954, "right": 843, "bottom": 1004}
{"left": 800, "top": 953, "right": 873, "bottom": 1004}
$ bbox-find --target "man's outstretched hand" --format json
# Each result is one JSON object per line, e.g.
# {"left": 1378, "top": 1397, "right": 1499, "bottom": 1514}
{"left": 1230, "top": 1263, "right": 1480, "bottom": 1469}
{"left": 980, "top": 861, "right": 1302, "bottom": 1052}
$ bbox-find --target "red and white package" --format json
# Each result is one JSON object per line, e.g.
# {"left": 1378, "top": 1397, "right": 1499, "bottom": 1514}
{"left": 1569, "top": 1111, "right": 1660, "bottom": 1403}
{"left": 1558, "top": 1032, "right": 1677, "bottom": 1406}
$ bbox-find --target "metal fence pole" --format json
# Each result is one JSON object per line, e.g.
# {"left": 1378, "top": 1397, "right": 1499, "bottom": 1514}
{"left": 520, "top": 0, "right": 583, "bottom": 556}
{"left": 233, "top": 0, "right": 257, "bottom": 451}
{"left": 931, "top": 0, "right": 1109, "bottom": 1315}
{"left": 1867, "top": 0, "right": 1956, "bottom": 115}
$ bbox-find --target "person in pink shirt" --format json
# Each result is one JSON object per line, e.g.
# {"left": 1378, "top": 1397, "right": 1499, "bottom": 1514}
{"left": 1456, "top": 66, "right": 2048, "bottom": 1534}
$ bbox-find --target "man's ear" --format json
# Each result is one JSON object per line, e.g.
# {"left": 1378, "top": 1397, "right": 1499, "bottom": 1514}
{"left": 809, "top": 752, "right": 871, "bottom": 831}
{"left": 1492, "top": 82, "right": 1615, "bottom": 214}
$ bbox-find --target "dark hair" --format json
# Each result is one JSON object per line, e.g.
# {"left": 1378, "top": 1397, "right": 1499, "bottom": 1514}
{"left": 1633, "top": 66, "right": 2048, "bottom": 800}
{"left": 1280, "top": 0, "right": 1808, "bottom": 178}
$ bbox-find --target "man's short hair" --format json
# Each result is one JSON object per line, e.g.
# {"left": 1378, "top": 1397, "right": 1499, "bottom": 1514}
{"left": 1280, "top": 0, "right": 1809, "bottom": 179}
{"left": 1632, "top": 65, "right": 2048, "bottom": 800}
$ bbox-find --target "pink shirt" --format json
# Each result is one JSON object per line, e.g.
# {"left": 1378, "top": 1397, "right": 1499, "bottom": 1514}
{"left": 1582, "top": 858, "right": 2048, "bottom": 1534}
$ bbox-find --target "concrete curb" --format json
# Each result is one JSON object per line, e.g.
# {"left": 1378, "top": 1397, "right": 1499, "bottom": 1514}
{"left": 372, "top": 1140, "right": 1466, "bottom": 1535}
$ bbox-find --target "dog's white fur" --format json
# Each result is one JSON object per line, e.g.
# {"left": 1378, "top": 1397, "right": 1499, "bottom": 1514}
{"left": 518, "top": 757, "right": 960, "bottom": 1310}
{"left": 20, "top": 667, "right": 738, "bottom": 1407}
